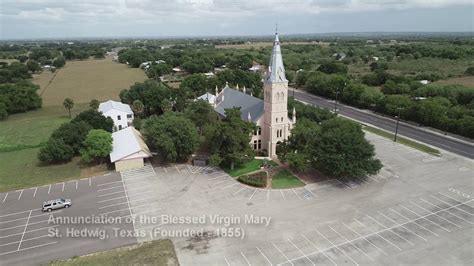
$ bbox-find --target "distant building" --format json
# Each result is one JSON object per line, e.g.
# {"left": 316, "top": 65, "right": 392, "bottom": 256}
{"left": 98, "top": 100, "right": 134, "bottom": 132}
{"left": 249, "top": 63, "right": 263, "bottom": 72}
{"left": 197, "top": 92, "right": 216, "bottom": 105}
{"left": 172, "top": 67, "right": 183, "bottom": 72}
{"left": 419, "top": 80, "right": 430, "bottom": 85}
{"left": 110, "top": 127, "right": 152, "bottom": 171}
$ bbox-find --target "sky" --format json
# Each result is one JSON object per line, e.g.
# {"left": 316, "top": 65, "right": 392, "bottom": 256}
{"left": 0, "top": 0, "right": 473, "bottom": 40}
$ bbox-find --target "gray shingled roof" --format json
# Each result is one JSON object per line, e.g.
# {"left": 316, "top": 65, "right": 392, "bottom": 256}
{"left": 214, "top": 87, "right": 263, "bottom": 123}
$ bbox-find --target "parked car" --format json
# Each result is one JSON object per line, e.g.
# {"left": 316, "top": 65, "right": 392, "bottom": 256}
{"left": 42, "top": 198, "right": 72, "bottom": 212}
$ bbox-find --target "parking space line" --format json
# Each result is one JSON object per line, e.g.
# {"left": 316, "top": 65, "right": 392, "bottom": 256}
{"left": 47, "top": 184, "right": 51, "bottom": 194}
{"left": 17, "top": 210, "right": 32, "bottom": 250}
{"left": 2, "top": 193, "right": 8, "bottom": 203}
{"left": 420, "top": 198, "right": 473, "bottom": 225}
{"left": 100, "top": 202, "right": 155, "bottom": 216}
{"left": 301, "top": 234, "right": 337, "bottom": 266}
{"left": 354, "top": 218, "right": 402, "bottom": 251}
{"left": 32, "top": 187, "right": 37, "bottom": 197}
{"left": 328, "top": 225, "right": 374, "bottom": 261}
{"left": 233, "top": 187, "right": 245, "bottom": 196}
{"left": 0, "top": 208, "right": 39, "bottom": 218}
{"left": 98, "top": 190, "right": 154, "bottom": 203}
{"left": 292, "top": 189, "right": 302, "bottom": 200}
{"left": 62, "top": 182, "right": 65, "bottom": 192}
{"left": 267, "top": 190, "right": 270, "bottom": 201}
{"left": 240, "top": 252, "right": 251, "bottom": 266}
{"left": 315, "top": 228, "right": 359, "bottom": 265}
{"left": 366, "top": 215, "right": 415, "bottom": 246}
{"left": 221, "top": 183, "right": 238, "bottom": 190}
{"left": 97, "top": 190, "right": 126, "bottom": 197}
{"left": 255, "top": 247, "right": 272, "bottom": 265}
{"left": 368, "top": 176, "right": 380, "bottom": 182}
{"left": 377, "top": 211, "right": 427, "bottom": 242}
{"left": 248, "top": 189, "right": 257, "bottom": 201}
{"left": 0, "top": 234, "right": 50, "bottom": 248}
{"left": 389, "top": 208, "right": 439, "bottom": 236}
{"left": 400, "top": 205, "right": 450, "bottom": 232}
{"left": 97, "top": 180, "right": 122, "bottom": 186}
{"left": 288, "top": 238, "right": 315, "bottom": 265}
{"left": 214, "top": 179, "right": 234, "bottom": 185}
{"left": 75, "top": 180, "right": 78, "bottom": 190}
{"left": 0, "top": 225, "right": 59, "bottom": 240}
{"left": 1, "top": 211, "right": 61, "bottom": 225}
{"left": 280, "top": 190, "right": 286, "bottom": 200}
{"left": 224, "top": 257, "right": 230, "bottom": 266}
{"left": 409, "top": 201, "right": 461, "bottom": 228}
{"left": 98, "top": 184, "right": 124, "bottom": 192}
{"left": 342, "top": 222, "right": 388, "bottom": 255}
{"left": 271, "top": 242, "right": 294, "bottom": 266}
{"left": 432, "top": 195, "right": 473, "bottom": 217}
{"left": 0, "top": 241, "right": 58, "bottom": 257}
{"left": 99, "top": 196, "right": 155, "bottom": 210}
{"left": 17, "top": 190, "right": 23, "bottom": 200}
{"left": 209, "top": 175, "right": 228, "bottom": 181}
{"left": 89, "top": 178, "right": 92, "bottom": 186}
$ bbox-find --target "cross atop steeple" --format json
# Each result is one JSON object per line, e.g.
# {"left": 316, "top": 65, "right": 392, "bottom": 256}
{"left": 267, "top": 26, "right": 286, "bottom": 83}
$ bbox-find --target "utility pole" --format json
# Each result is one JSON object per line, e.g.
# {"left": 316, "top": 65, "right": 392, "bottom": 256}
{"left": 394, "top": 107, "right": 403, "bottom": 142}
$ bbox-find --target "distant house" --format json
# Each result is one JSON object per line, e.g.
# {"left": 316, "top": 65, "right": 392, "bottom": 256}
{"left": 249, "top": 63, "right": 263, "bottom": 72}
{"left": 419, "top": 80, "right": 430, "bottom": 85}
{"left": 110, "top": 127, "right": 152, "bottom": 171}
{"left": 172, "top": 67, "right": 183, "bottom": 72}
{"left": 204, "top": 72, "right": 215, "bottom": 78}
{"left": 98, "top": 100, "right": 134, "bottom": 132}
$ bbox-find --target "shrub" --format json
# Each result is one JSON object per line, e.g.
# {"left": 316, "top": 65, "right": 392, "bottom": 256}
{"left": 238, "top": 171, "right": 267, "bottom": 188}
{"left": 38, "top": 138, "right": 75, "bottom": 164}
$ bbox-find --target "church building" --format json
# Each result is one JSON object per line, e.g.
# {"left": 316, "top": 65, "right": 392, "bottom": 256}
{"left": 198, "top": 31, "right": 295, "bottom": 157}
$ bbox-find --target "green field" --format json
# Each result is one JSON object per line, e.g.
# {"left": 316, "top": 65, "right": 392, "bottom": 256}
{"left": 387, "top": 58, "right": 472, "bottom": 77}
{"left": 0, "top": 58, "right": 147, "bottom": 191}
{"left": 49, "top": 239, "right": 178, "bottom": 266}
{"left": 363, "top": 125, "right": 440, "bottom": 156}
{"left": 224, "top": 159, "right": 277, "bottom": 177}
{"left": 271, "top": 169, "right": 305, "bottom": 189}
{"left": 33, "top": 57, "right": 147, "bottom": 107}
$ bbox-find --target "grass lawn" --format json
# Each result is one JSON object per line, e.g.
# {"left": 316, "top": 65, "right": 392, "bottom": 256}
{"left": 49, "top": 239, "right": 178, "bottom": 266}
{"left": 33, "top": 57, "right": 147, "bottom": 107}
{"left": 0, "top": 148, "right": 81, "bottom": 192}
{"left": 271, "top": 169, "right": 305, "bottom": 189}
{"left": 387, "top": 58, "right": 472, "bottom": 77}
{"left": 223, "top": 159, "right": 277, "bottom": 177}
{"left": 0, "top": 104, "right": 88, "bottom": 152}
{"left": 363, "top": 125, "right": 440, "bottom": 156}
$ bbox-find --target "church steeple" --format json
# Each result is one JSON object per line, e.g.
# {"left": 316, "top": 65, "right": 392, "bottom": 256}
{"left": 267, "top": 28, "right": 287, "bottom": 83}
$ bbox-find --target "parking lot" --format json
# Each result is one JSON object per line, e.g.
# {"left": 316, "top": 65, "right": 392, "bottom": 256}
{"left": 0, "top": 173, "right": 137, "bottom": 265}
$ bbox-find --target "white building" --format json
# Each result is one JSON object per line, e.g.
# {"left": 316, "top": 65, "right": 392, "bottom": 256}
{"left": 98, "top": 100, "right": 134, "bottom": 132}
{"left": 110, "top": 127, "right": 152, "bottom": 171}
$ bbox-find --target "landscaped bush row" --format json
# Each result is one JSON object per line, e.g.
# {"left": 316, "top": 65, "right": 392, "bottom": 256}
{"left": 237, "top": 171, "right": 267, "bottom": 188}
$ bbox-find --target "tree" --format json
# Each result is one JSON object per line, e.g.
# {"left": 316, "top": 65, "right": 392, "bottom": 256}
{"left": 205, "top": 108, "right": 255, "bottom": 169}
{"left": 38, "top": 138, "right": 75, "bottom": 164}
{"left": 147, "top": 63, "right": 172, "bottom": 80}
{"left": 63, "top": 98, "right": 74, "bottom": 118}
{"left": 80, "top": 129, "right": 113, "bottom": 163}
{"left": 53, "top": 55, "right": 66, "bottom": 68}
{"left": 51, "top": 121, "right": 92, "bottom": 154}
{"left": 143, "top": 113, "right": 199, "bottom": 162}
{"left": 26, "top": 60, "right": 42, "bottom": 73}
{"left": 466, "top": 67, "right": 474, "bottom": 76}
{"left": 317, "top": 61, "right": 348, "bottom": 75}
{"left": 0, "top": 100, "right": 8, "bottom": 120}
{"left": 180, "top": 74, "right": 208, "bottom": 98}
{"left": 89, "top": 99, "right": 100, "bottom": 110}
{"left": 185, "top": 100, "right": 216, "bottom": 135}
{"left": 313, "top": 118, "right": 382, "bottom": 178}
{"left": 132, "top": 100, "right": 144, "bottom": 116}
{"left": 72, "top": 109, "right": 114, "bottom": 132}
{"left": 0, "top": 82, "right": 42, "bottom": 114}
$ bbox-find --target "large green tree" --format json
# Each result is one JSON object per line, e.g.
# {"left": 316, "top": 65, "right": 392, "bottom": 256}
{"left": 80, "top": 129, "right": 113, "bottom": 163}
{"left": 63, "top": 98, "right": 74, "bottom": 118}
{"left": 72, "top": 109, "right": 114, "bottom": 132}
{"left": 143, "top": 112, "right": 199, "bottom": 162}
{"left": 205, "top": 108, "right": 255, "bottom": 169}
{"left": 313, "top": 118, "right": 382, "bottom": 178}
{"left": 185, "top": 100, "right": 216, "bottom": 135}
{"left": 38, "top": 138, "right": 75, "bottom": 164}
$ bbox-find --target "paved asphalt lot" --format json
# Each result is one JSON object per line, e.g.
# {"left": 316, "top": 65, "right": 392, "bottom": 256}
{"left": 0, "top": 131, "right": 473, "bottom": 265}
{"left": 292, "top": 89, "right": 474, "bottom": 159}
{"left": 0, "top": 173, "right": 137, "bottom": 265}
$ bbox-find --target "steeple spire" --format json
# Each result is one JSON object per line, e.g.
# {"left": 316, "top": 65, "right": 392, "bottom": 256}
{"left": 267, "top": 27, "right": 287, "bottom": 83}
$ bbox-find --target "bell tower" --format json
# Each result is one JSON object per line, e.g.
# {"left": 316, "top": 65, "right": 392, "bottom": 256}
{"left": 263, "top": 29, "right": 289, "bottom": 157}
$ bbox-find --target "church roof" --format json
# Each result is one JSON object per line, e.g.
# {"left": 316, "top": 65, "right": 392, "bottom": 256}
{"left": 214, "top": 86, "right": 263, "bottom": 123}
{"left": 267, "top": 31, "right": 287, "bottom": 83}
{"left": 197, "top": 92, "right": 216, "bottom": 104}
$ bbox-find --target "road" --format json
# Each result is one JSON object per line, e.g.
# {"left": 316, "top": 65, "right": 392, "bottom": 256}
{"left": 292, "top": 89, "right": 474, "bottom": 159}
